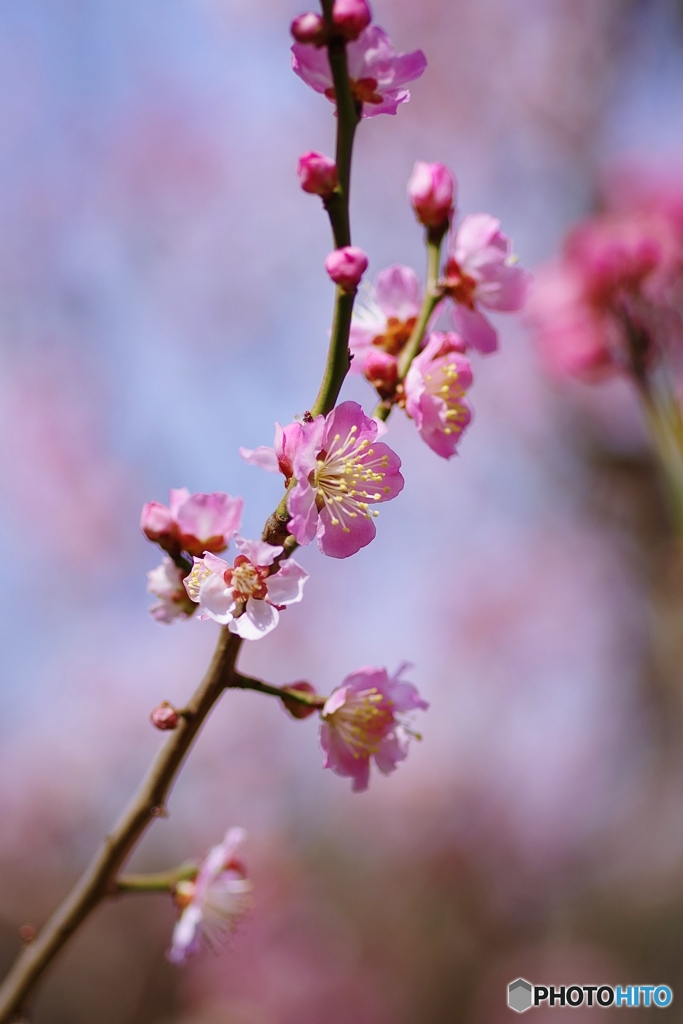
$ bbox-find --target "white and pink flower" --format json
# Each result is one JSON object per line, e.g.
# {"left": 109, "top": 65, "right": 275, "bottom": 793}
{"left": 320, "top": 665, "right": 428, "bottom": 792}
{"left": 349, "top": 264, "right": 423, "bottom": 379}
{"left": 292, "top": 25, "right": 426, "bottom": 118}
{"left": 287, "top": 401, "right": 404, "bottom": 558}
{"left": 184, "top": 537, "right": 308, "bottom": 640}
{"left": 168, "top": 827, "right": 251, "bottom": 965}
{"left": 147, "top": 558, "right": 197, "bottom": 623}
{"left": 141, "top": 489, "right": 243, "bottom": 558}
{"left": 444, "top": 214, "right": 531, "bottom": 354}
{"left": 404, "top": 332, "right": 473, "bottom": 459}
{"left": 240, "top": 422, "right": 304, "bottom": 483}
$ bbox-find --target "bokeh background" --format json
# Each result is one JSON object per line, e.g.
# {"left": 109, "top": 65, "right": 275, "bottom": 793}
{"left": 2, "top": 0, "right": 683, "bottom": 1020}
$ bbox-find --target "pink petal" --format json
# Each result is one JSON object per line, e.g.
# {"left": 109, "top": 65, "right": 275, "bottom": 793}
{"left": 317, "top": 505, "right": 377, "bottom": 558}
{"left": 362, "top": 89, "right": 410, "bottom": 117}
{"left": 197, "top": 574, "right": 236, "bottom": 624}
{"left": 230, "top": 598, "right": 278, "bottom": 639}
{"left": 265, "top": 558, "right": 308, "bottom": 606}
{"left": 386, "top": 49, "right": 427, "bottom": 88}
{"left": 453, "top": 214, "right": 503, "bottom": 263}
{"left": 373, "top": 264, "right": 422, "bottom": 320}
{"left": 169, "top": 488, "right": 191, "bottom": 518}
{"left": 239, "top": 445, "right": 280, "bottom": 473}
{"left": 236, "top": 536, "right": 283, "bottom": 567}
{"left": 450, "top": 304, "right": 499, "bottom": 354}
{"left": 286, "top": 481, "right": 319, "bottom": 546}
{"left": 291, "top": 43, "right": 333, "bottom": 95}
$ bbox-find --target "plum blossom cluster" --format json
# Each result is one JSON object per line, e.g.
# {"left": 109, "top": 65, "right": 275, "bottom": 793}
{"left": 527, "top": 179, "right": 683, "bottom": 381}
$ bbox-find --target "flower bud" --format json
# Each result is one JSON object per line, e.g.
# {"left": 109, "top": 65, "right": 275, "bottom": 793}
{"left": 362, "top": 348, "right": 398, "bottom": 393}
{"left": 291, "top": 12, "right": 327, "bottom": 46}
{"left": 140, "top": 501, "right": 176, "bottom": 547}
{"left": 281, "top": 681, "right": 319, "bottom": 719}
{"left": 332, "top": 0, "right": 372, "bottom": 40}
{"left": 151, "top": 702, "right": 180, "bottom": 731}
{"left": 408, "top": 161, "right": 456, "bottom": 230}
{"left": 297, "top": 152, "right": 339, "bottom": 197}
{"left": 324, "top": 246, "right": 369, "bottom": 291}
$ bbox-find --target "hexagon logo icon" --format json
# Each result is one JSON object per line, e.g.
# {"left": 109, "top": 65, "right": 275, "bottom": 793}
{"left": 508, "top": 978, "right": 533, "bottom": 1013}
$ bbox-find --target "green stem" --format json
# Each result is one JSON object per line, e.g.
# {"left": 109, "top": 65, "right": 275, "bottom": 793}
{"left": 232, "top": 673, "right": 325, "bottom": 709}
{"left": 638, "top": 380, "right": 683, "bottom": 536}
{"left": 116, "top": 862, "right": 198, "bottom": 894}
{"left": 375, "top": 233, "right": 445, "bottom": 421}
{"left": 311, "top": 289, "right": 356, "bottom": 417}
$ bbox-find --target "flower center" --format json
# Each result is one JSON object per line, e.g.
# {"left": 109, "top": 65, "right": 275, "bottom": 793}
{"left": 325, "top": 687, "right": 394, "bottom": 757}
{"left": 423, "top": 361, "right": 470, "bottom": 437}
{"left": 312, "top": 425, "right": 391, "bottom": 534}
{"left": 325, "top": 77, "right": 383, "bottom": 107}
{"left": 443, "top": 258, "right": 478, "bottom": 309}
{"left": 372, "top": 316, "right": 417, "bottom": 355}
{"left": 224, "top": 556, "right": 269, "bottom": 602}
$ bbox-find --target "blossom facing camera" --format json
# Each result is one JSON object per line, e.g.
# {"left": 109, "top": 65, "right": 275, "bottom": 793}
{"left": 168, "top": 828, "right": 251, "bottom": 965}
{"left": 287, "top": 401, "right": 404, "bottom": 558}
{"left": 292, "top": 26, "right": 427, "bottom": 118}
{"left": 408, "top": 161, "right": 456, "bottom": 230}
{"left": 332, "top": 0, "right": 372, "bottom": 40}
{"left": 349, "top": 264, "right": 423, "bottom": 371}
{"left": 147, "top": 558, "right": 197, "bottom": 623}
{"left": 291, "top": 12, "right": 327, "bottom": 46}
{"left": 240, "top": 422, "right": 304, "bottom": 483}
{"left": 141, "top": 489, "right": 243, "bottom": 559}
{"left": 444, "top": 214, "right": 531, "bottom": 354}
{"left": 320, "top": 664, "right": 428, "bottom": 792}
{"left": 325, "top": 246, "right": 369, "bottom": 291}
{"left": 150, "top": 702, "right": 180, "bottom": 731}
{"left": 404, "top": 332, "right": 473, "bottom": 459}
{"left": 184, "top": 537, "right": 308, "bottom": 640}
{"left": 297, "top": 151, "right": 338, "bottom": 197}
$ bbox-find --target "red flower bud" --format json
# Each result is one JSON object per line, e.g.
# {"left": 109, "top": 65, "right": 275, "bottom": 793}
{"left": 151, "top": 702, "right": 180, "bottom": 731}
{"left": 332, "top": 0, "right": 372, "bottom": 40}
{"left": 324, "top": 246, "right": 369, "bottom": 291}
{"left": 297, "top": 151, "right": 339, "bottom": 197}
{"left": 291, "top": 12, "right": 327, "bottom": 46}
{"left": 408, "top": 161, "right": 456, "bottom": 230}
{"left": 281, "top": 682, "right": 319, "bottom": 719}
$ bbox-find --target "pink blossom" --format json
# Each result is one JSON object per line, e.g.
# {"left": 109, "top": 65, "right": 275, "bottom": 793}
{"left": 324, "top": 246, "right": 369, "bottom": 291}
{"left": 349, "top": 264, "right": 422, "bottom": 372}
{"left": 444, "top": 214, "right": 531, "bottom": 354}
{"left": 287, "top": 401, "right": 404, "bottom": 558}
{"left": 141, "top": 489, "right": 243, "bottom": 558}
{"left": 297, "top": 151, "right": 338, "bottom": 197}
{"left": 292, "top": 26, "right": 427, "bottom": 118}
{"left": 320, "top": 664, "right": 428, "bottom": 792}
{"left": 184, "top": 537, "right": 308, "bottom": 640}
{"left": 404, "top": 332, "right": 473, "bottom": 459}
{"left": 407, "top": 161, "right": 456, "bottom": 230}
{"left": 332, "top": 0, "right": 372, "bottom": 40}
{"left": 147, "top": 558, "right": 197, "bottom": 623}
{"left": 290, "top": 12, "right": 327, "bottom": 46}
{"left": 239, "top": 422, "right": 304, "bottom": 483}
{"left": 168, "top": 827, "right": 251, "bottom": 965}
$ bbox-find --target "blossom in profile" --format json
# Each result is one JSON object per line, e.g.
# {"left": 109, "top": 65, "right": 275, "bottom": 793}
{"left": 141, "top": 489, "right": 243, "bottom": 558}
{"left": 147, "top": 558, "right": 197, "bottom": 623}
{"left": 350, "top": 265, "right": 423, "bottom": 374}
{"left": 444, "top": 214, "right": 530, "bottom": 354}
{"left": 168, "top": 828, "right": 251, "bottom": 965}
{"left": 184, "top": 537, "right": 308, "bottom": 640}
{"left": 287, "top": 401, "right": 404, "bottom": 558}
{"left": 404, "top": 332, "right": 473, "bottom": 459}
{"left": 320, "top": 665, "right": 428, "bottom": 792}
{"left": 292, "top": 26, "right": 427, "bottom": 118}
{"left": 408, "top": 161, "right": 456, "bottom": 230}
{"left": 325, "top": 246, "right": 369, "bottom": 291}
{"left": 297, "top": 151, "right": 338, "bottom": 197}
{"left": 240, "top": 422, "right": 304, "bottom": 483}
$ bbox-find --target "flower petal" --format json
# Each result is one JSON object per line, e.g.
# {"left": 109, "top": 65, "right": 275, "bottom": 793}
{"left": 230, "top": 598, "right": 279, "bottom": 639}
{"left": 265, "top": 558, "right": 308, "bottom": 606}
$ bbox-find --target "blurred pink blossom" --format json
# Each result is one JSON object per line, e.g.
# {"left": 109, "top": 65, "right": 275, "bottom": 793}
{"left": 141, "top": 489, "right": 244, "bottom": 559}
{"left": 292, "top": 26, "right": 427, "bottom": 118}
{"left": 407, "top": 161, "right": 456, "bottom": 230}
{"left": 445, "top": 213, "right": 531, "bottom": 353}
{"left": 404, "top": 331, "right": 473, "bottom": 458}
{"left": 349, "top": 264, "right": 422, "bottom": 371}
{"left": 287, "top": 401, "right": 404, "bottom": 558}
{"left": 169, "top": 827, "right": 251, "bottom": 965}
{"left": 147, "top": 558, "right": 197, "bottom": 623}
{"left": 184, "top": 538, "right": 308, "bottom": 639}
{"left": 320, "top": 665, "right": 428, "bottom": 792}
{"left": 297, "top": 151, "right": 339, "bottom": 197}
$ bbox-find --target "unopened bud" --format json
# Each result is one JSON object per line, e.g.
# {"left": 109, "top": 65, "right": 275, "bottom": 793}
{"left": 408, "top": 161, "right": 456, "bottom": 230}
{"left": 291, "top": 12, "right": 327, "bottom": 46}
{"left": 363, "top": 349, "right": 398, "bottom": 392}
{"left": 140, "top": 502, "right": 177, "bottom": 550}
{"left": 332, "top": 0, "right": 372, "bottom": 40}
{"left": 19, "top": 925, "right": 36, "bottom": 944}
{"left": 297, "top": 151, "right": 339, "bottom": 197}
{"left": 281, "top": 682, "right": 319, "bottom": 719}
{"left": 151, "top": 702, "right": 180, "bottom": 731}
{"left": 324, "top": 246, "right": 369, "bottom": 291}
